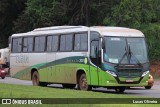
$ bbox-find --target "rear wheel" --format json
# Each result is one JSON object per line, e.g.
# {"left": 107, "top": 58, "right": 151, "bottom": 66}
{"left": 62, "top": 84, "right": 76, "bottom": 89}
{"left": 32, "top": 71, "right": 48, "bottom": 86}
{"left": 77, "top": 73, "right": 91, "bottom": 91}
{"left": 115, "top": 87, "right": 126, "bottom": 93}
{"left": 32, "top": 71, "right": 39, "bottom": 86}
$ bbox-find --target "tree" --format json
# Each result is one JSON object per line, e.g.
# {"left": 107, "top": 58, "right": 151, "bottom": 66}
{"left": 0, "top": 0, "right": 26, "bottom": 48}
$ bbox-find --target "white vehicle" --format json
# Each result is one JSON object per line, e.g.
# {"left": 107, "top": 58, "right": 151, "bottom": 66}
{"left": 0, "top": 48, "right": 10, "bottom": 65}
{"left": 10, "top": 26, "right": 149, "bottom": 92}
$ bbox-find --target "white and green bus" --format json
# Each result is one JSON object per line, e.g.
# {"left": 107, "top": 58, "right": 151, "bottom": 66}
{"left": 10, "top": 26, "right": 149, "bottom": 92}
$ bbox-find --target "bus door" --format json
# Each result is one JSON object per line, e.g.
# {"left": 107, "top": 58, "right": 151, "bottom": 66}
{"left": 90, "top": 32, "right": 101, "bottom": 86}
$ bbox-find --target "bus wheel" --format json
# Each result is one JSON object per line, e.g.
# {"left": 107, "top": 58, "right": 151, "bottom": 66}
{"left": 145, "top": 86, "right": 152, "bottom": 89}
{"left": 32, "top": 71, "right": 39, "bottom": 86}
{"left": 62, "top": 84, "right": 76, "bottom": 89}
{"left": 115, "top": 87, "right": 126, "bottom": 93}
{"left": 78, "top": 73, "right": 91, "bottom": 91}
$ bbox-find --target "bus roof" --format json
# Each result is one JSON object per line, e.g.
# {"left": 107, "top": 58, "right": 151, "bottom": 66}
{"left": 11, "top": 26, "right": 144, "bottom": 37}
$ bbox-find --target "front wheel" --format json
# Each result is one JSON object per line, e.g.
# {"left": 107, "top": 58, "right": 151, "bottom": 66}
{"left": 115, "top": 87, "right": 126, "bottom": 93}
{"left": 145, "top": 86, "right": 152, "bottom": 89}
{"left": 77, "top": 73, "right": 91, "bottom": 91}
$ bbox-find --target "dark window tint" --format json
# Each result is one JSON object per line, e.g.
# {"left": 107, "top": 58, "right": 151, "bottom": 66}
{"left": 74, "top": 33, "right": 88, "bottom": 51}
{"left": 12, "top": 38, "right": 22, "bottom": 53}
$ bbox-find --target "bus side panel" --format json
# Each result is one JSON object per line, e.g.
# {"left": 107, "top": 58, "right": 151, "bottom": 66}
{"left": 55, "top": 52, "right": 89, "bottom": 84}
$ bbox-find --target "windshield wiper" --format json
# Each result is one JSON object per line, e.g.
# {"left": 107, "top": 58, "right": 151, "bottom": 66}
{"left": 117, "top": 45, "right": 142, "bottom": 67}
{"left": 128, "top": 45, "right": 142, "bottom": 66}
{"left": 117, "top": 46, "right": 128, "bottom": 67}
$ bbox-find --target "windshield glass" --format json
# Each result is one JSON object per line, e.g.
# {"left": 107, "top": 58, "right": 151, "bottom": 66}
{"left": 104, "top": 37, "right": 148, "bottom": 64}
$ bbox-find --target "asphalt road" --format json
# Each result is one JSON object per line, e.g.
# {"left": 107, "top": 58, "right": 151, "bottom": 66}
{"left": 0, "top": 77, "right": 160, "bottom": 98}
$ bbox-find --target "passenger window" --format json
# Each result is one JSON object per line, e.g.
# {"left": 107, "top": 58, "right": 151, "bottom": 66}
{"left": 74, "top": 33, "right": 88, "bottom": 51}
{"left": 60, "top": 35, "right": 66, "bottom": 51}
{"left": 28, "top": 37, "right": 33, "bottom": 52}
{"left": 60, "top": 34, "right": 73, "bottom": 51}
{"left": 12, "top": 38, "right": 22, "bottom": 53}
{"left": 52, "top": 36, "right": 58, "bottom": 51}
{"left": 23, "top": 38, "right": 28, "bottom": 52}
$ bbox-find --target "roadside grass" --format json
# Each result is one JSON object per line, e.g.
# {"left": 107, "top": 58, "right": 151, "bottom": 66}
{"left": 0, "top": 83, "right": 159, "bottom": 107}
{"left": 0, "top": 83, "right": 141, "bottom": 98}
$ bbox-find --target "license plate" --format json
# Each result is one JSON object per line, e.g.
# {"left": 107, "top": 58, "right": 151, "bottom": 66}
{"left": 126, "top": 80, "right": 133, "bottom": 82}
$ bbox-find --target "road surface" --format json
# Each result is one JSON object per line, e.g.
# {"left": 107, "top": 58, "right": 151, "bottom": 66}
{"left": 0, "top": 77, "right": 160, "bottom": 98}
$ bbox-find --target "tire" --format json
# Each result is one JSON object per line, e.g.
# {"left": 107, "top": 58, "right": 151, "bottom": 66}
{"left": 115, "top": 87, "right": 126, "bottom": 93}
{"left": 39, "top": 82, "right": 48, "bottom": 87}
{"left": 62, "top": 84, "right": 76, "bottom": 89}
{"left": 32, "top": 71, "right": 40, "bottom": 86}
{"left": 77, "top": 73, "right": 91, "bottom": 91}
{"left": 1, "top": 77, "right": 5, "bottom": 79}
{"left": 145, "top": 86, "right": 152, "bottom": 89}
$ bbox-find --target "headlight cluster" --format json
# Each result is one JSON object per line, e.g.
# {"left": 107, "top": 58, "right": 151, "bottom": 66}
{"left": 142, "top": 70, "right": 149, "bottom": 77}
{"left": 106, "top": 70, "right": 117, "bottom": 77}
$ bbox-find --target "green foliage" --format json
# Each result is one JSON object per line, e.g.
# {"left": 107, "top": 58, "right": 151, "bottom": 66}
{"left": 0, "top": 0, "right": 160, "bottom": 60}
{"left": 0, "top": 0, "right": 26, "bottom": 48}
{"left": 140, "top": 24, "right": 160, "bottom": 60}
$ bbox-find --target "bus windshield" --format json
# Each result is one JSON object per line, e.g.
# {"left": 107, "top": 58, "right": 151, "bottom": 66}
{"left": 104, "top": 37, "right": 148, "bottom": 64}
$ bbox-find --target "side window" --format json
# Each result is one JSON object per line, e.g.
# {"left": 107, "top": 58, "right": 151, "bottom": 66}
{"left": 74, "top": 34, "right": 81, "bottom": 50}
{"left": 47, "top": 36, "right": 59, "bottom": 52}
{"left": 81, "top": 33, "right": 88, "bottom": 50}
{"left": 34, "top": 37, "right": 39, "bottom": 52}
{"left": 47, "top": 36, "right": 52, "bottom": 51}
{"left": 60, "top": 34, "right": 73, "bottom": 51}
{"left": 28, "top": 37, "right": 33, "bottom": 52}
{"left": 39, "top": 36, "right": 46, "bottom": 51}
{"left": 12, "top": 38, "right": 18, "bottom": 52}
{"left": 34, "top": 36, "right": 46, "bottom": 52}
{"left": 74, "top": 33, "right": 88, "bottom": 51}
{"left": 23, "top": 38, "right": 28, "bottom": 52}
{"left": 12, "top": 38, "right": 22, "bottom": 53}
{"left": 18, "top": 38, "right": 22, "bottom": 52}
{"left": 66, "top": 34, "right": 73, "bottom": 51}
{"left": 60, "top": 35, "right": 66, "bottom": 51}
{"left": 52, "top": 36, "right": 58, "bottom": 51}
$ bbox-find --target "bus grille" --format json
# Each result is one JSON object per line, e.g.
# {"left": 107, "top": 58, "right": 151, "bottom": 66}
{"left": 117, "top": 69, "right": 142, "bottom": 77}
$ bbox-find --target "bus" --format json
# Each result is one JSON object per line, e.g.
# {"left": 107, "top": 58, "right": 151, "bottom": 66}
{"left": 10, "top": 26, "right": 149, "bottom": 92}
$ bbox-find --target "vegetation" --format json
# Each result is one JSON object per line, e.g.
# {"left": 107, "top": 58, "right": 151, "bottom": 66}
{"left": 0, "top": 83, "right": 159, "bottom": 107}
{"left": 0, "top": 0, "right": 159, "bottom": 60}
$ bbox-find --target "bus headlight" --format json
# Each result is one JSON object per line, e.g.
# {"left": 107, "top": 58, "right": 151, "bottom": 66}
{"left": 142, "top": 70, "right": 149, "bottom": 77}
{"left": 106, "top": 70, "right": 117, "bottom": 77}
{"left": 1, "top": 70, "right": 5, "bottom": 73}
